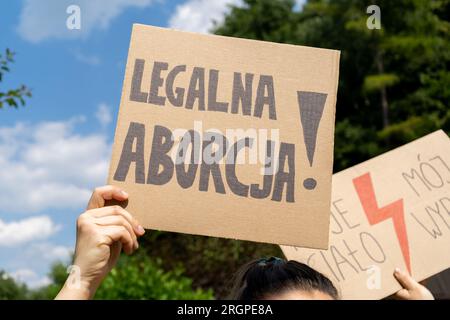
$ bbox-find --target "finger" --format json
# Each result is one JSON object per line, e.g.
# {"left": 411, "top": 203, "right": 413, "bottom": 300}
{"left": 394, "top": 288, "right": 411, "bottom": 300}
{"left": 87, "top": 185, "right": 129, "bottom": 210}
{"left": 95, "top": 215, "right": 138, "bottom": 249}
{"left": 87, "top": 206, "right": 145, "bottom": 236}
{"left": 102, "top": 225, "right": 135, "bottom": 255}
{"left": 109, "top": 241, "right": 122, "bottom": 265}
{"left": 394, "top": 268, "right": 417, "bottom": 290}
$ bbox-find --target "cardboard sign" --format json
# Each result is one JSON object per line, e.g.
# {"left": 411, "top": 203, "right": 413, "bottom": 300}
{"left": 282, "top": 130, "right": 450, "bottom": 299}
{"left": 107, "top": 24, "right": 340, "bottom": 248}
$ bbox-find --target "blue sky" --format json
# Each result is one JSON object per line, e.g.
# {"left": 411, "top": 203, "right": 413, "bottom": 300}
{"left": 0, "top": 0, "right": 250, "bottom": 288}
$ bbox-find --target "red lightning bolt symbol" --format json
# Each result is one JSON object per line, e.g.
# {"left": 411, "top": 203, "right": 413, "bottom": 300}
{"left": 353, "top": 172, "right": 411, "bottom": 274}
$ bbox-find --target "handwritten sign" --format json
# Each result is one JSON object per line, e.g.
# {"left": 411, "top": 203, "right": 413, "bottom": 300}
{"left": 282, "top": 130, "right": 450, "bottom": 298}
{"left": 107, "top": 24, "right": 340, "bottom": 248}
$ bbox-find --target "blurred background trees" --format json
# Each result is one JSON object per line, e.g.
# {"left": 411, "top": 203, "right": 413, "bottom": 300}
{"left": 1, "top": 254, "right": 213, "bottom": 300}
{"left": 1, "top": 0, "right": 448, "bottom": 299}
{"left": 216, "top": 0, "right": 450, "bottom": 170}
{"left": 0, "top": 271, "right": 29, "bottom": 299}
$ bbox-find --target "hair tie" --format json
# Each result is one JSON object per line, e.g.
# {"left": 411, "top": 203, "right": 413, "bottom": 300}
{"left": 257, "top": 256, "right": 285, "bottom": 266}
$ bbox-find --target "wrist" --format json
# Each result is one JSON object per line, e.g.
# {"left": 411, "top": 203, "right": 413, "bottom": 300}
{"left": 55, "top": 265, "right": 100, "bottom": 300}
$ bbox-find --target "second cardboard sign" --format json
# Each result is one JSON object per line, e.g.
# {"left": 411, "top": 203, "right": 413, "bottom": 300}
{"left": 282, "top": 130, "right": 450, "bottom": 299}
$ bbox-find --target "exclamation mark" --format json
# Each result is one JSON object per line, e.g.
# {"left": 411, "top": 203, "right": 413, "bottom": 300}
{"left": 297, "top": 91, "right": 328, "bottom": 190}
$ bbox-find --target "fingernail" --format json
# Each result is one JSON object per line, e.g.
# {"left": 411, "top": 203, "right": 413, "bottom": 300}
{"left": 120, "top": 190, "right": 129, "bottom": 197}
{"left": 137, "top": 225, "right": 145, "bottom": 235}
{"left": 395, "top": 268, "right": 401, "bottom": 274}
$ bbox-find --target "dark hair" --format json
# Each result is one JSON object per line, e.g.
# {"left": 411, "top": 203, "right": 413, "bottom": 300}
{"left": 228, "top": 257, "right": 339, "bottom": 300}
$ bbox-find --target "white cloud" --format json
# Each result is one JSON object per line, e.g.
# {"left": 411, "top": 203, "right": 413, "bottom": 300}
{"left": 95, "top": 103, "right": 112, "bottom": 127}
{"left": 0, "top": 117, "right": 111, "bottom": 213}
{"left": 0, "top": 113, "right": 110, "bottom": 290}
{"left": 9, "top": 268, "right": 52, "bottom": 289}
{"left": 0, "top": 216, "right": 60, "bottom": 247}
{"left": 17, "top": 0, "right": 155, "bottom": 43}
{"left": 168, "top": 0, "right": 309, "bottom": 34}
{"left": 0, "top": 241, "right": 72, "bottom": 288}
{"left": 168, "top": 0, "right": 242, "bottom": 34}
{"left": 28, "top": 243, "right": 72, "bottom": 262}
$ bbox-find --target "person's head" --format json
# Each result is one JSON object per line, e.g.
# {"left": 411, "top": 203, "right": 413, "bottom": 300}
{"left": 229, "top": 257, "right": 339, "bottom": 300}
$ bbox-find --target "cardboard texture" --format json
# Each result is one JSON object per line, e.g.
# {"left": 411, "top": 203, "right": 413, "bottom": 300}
{"left": 282, "top": 130, "right": 450, "bottom": 299}
{"left": 107, "top": 24, "right": 340, "bottom": 248}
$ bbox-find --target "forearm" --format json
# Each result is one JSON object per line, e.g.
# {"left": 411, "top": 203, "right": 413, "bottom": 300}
{"left": 55, "top": 272, "right": 97, "bottom": 300}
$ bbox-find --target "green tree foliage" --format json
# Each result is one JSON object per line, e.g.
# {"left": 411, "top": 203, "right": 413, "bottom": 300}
{"left": 0, "top": 271, "right": 28, "bottom": 300}
{"left": 215, "top": 0, "right": 450, "bottom": 171}
{"left": 140, "top": 232, "right": 281, "bottom": 298}
{"left": 0, "top": 263, "right": 74, "bottom": 300}
{"left": 0, "top": 48, "right": 32, "bottom": 109}
{"left": 4, "top": 254, "right": 213, "bottom": 300}
{"left": 29, "top": 262, "right": 71, "bottom": 300}
{"left": 94, "top": 253, "right": 213, "bottom": 299}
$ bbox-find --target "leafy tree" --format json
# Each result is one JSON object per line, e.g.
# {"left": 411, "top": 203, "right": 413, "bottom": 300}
{"left": 0, "top": 263, "right": 73, "bottom": 300}
{"left": 0, "top": 270, "right": 28, "bottom": 300}
{"left": 214, "top": 0, "right": 298, "bottom": 43}
{"left": 140, "top": 232, "right": 282, "bottom": 298}
{"left": 29, "top": 253, "right": 213, "bottom": 300}
{"left": 0, "top": 48, "right": 32, "bottom": 109}
{"left": 94, "top": 253, "right": 213, "bottom": 300}
{"left": 30, "top": 262, "right": 70, "bottom": 300}
{"left": 215, "top": 0, "right": 450, "bottom": 170}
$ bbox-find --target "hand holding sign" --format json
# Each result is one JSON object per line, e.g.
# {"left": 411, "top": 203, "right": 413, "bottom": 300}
{"left": 56, "top": 186, "right": 145, "bottom": 300}
{"left": 393, "top": 268, "right": 434, "bottom": 300}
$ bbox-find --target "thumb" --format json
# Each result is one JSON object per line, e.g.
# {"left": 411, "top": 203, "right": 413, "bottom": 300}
{"left": 87, "top": 185, "right": 129, "bottom": 209}
{"left": 394, "top": 268, "right": 417, "bottom": 290}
